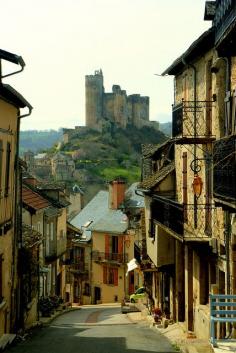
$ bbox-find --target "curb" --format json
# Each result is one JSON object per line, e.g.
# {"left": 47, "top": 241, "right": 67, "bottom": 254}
{"left": 40, "top": 307, "right": 81, "bottom": 327}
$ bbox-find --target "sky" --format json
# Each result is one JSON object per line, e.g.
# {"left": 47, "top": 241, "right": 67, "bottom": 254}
{"left": 0, "top": 0, "right": 210, "bottom": 131}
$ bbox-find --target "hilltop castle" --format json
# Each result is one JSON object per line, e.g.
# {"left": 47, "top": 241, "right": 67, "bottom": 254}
{"left": 85, "top": 70, "right": 151, "bottom": 131}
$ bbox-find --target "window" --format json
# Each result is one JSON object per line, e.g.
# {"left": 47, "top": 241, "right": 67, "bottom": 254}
{"left": 4, "top": 142, "right": 11, "bottom": 197}
{"left": 50, "top": 222, "right": 54, "bottom": 241}
{"left": 112, "top": 236, "right": 118, "bottom": 253}
{"left": 103, "top": 266, "right": 118, "bottom": 286}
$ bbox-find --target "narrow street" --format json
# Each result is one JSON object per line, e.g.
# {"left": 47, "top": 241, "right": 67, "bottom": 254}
{"left": 6, "top": 306, "right": 176, "bottom": 353}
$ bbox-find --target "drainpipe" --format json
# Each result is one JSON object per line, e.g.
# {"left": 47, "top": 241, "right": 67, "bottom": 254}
{"left": 13, "top": 105, "right": 33, "bottom": 333}
{"left": 225, "top": 211, "right": 231, "bottom": 295}
{"left": 212, "top": 56, "right": 230, "bottom": 134}
{"left": 182, "top": 58, "right": 198, "bottom": 228}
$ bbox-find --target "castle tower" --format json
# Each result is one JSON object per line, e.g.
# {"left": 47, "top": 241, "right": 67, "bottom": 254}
{"left": 85, "top": 69, "right": 104, "bottom": 129}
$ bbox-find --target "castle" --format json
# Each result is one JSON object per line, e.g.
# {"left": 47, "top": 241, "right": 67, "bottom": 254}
{"left": 85, "top": 70, "right": 150, "bottom": 130}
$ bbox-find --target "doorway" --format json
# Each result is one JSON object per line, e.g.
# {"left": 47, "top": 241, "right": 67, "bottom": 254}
{"left": 94, "top": 286, "right": 101, "bottom": 304}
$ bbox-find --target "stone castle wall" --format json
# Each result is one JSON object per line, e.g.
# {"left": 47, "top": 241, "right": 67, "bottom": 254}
{"left": 85, "top": 70, "right": 149, "bottom": 130}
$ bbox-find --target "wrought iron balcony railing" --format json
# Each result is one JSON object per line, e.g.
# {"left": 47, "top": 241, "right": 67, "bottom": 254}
{"left": 172, "top": 100, "right": 215, "bottom": 143}
{"left": 92, "top": 251, "right": 128, "bottom": 264}
{"left": 214, "top": 0, "right": 236, "bottom": 48}
{"left": 213, "top": 135, "right": 236, "bottom": 202}
{"left": 151, "top": 197, "right": 184, "bottom": 237}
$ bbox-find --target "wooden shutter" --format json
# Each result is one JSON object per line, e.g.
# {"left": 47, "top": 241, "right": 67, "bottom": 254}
{"left": 225, "top": 91, "right": 231, "bottom": 134}
{"left": 113, "top": 268, "right": 118, "bottom": 286}
{"left": 5, "top": 142, "right": 11, "bottom": 197}
{"left": 205, "top": 146, "right": 212, "bottom": 236}
{"left": 103, "top": 266, "right": 107, "bottom": 284}
{"left": 118, "top": 236, "right": 123, "bottom": 254}
{"left": 232, "top": 90, "right": 236, "bottom": 134}
{"left": 182, "top": 152, "right": 188, "bottom": 223}
{"left": 0, "top": 140, "right": 3, "bottom": 193}
{"left": 105, "top": 234, "right": 110, "bottom": 260}
{"left": 0, "top": 254, "right": 3, "bottom": 302}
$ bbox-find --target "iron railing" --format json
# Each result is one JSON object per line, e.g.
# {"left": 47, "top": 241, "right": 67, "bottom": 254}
{"left": 213, "top": 135, "right": 236, "bottom": 202}
{"left": 151, "top": 197, "right": 184, "bottom": 236}
{"left": 92, "top": 251, "right": 128, "bottom": 264}
{"left": 172, "top": 100, "right": 214, "bottom": 140}
{"left": 214, "top": 0, "right": 236, "bottom": 46}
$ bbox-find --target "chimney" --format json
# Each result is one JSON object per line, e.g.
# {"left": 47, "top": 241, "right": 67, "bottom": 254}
{"left": 109, "top": 180, "right": 126, "bottom": 210}
{"left": 23, "top": 177, "right": 38, "bottom": 187}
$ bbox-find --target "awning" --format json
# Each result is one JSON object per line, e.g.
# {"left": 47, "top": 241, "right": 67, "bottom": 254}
{"left": 126, "top": 258, "right": 139, "bottom": 276}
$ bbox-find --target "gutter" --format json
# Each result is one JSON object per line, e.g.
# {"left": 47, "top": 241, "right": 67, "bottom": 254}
{"left": 0, "top": 49, "right": 25, "bottom": 79}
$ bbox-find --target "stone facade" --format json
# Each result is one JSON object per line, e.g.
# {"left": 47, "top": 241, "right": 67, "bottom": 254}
{"left": 85, "top": 70, "right": 150, "bottom": 131}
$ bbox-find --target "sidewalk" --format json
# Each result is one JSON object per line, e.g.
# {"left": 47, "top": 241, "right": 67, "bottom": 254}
{"left": 39, "top": 303, "right": 81, "bottom": 326}
{"left": 127, "top": 311, "right": 213, "bottom": 353}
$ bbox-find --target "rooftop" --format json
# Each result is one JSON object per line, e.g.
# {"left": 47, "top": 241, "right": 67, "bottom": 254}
{"left": 71, "top": 190, "right": 128, "bottom": 236}
{"left": 138, "top": 162, "right": 175, "bottom": 191}
{"left": 22, "top": 186, "right": 50, "bottom": 211}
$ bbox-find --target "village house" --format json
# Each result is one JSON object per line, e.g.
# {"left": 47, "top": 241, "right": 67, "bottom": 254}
{"left": 70, "top": 180, "right": 136, "bottom": 304}
{"left": 22, "top": 178, "right": 70, "bottom": 304}
{"left": 64, "top": 222, "right": 91, "bottom": 305}
{"left": 51, "top": 152, "right": 75, "bottom": 181}
{"left": 21, "top": 182, "right": 50, "bottom": 328}
{"left": 137, "top": 0, "right": 236, "bottom": 342}
{"left": 0, "top": 49, "right": 32, "bottom": 346}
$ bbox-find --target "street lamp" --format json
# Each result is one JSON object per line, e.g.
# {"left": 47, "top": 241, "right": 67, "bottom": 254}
{"left": 192, "top": 175, "right": 203, "bottom": 198}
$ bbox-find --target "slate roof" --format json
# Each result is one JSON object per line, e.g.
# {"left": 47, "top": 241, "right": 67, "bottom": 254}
{"left": 162, "top": 28, "right": 214, "bottom": 76}
{"left": 22, "top": 186, "right": 50, "bottom": 211}
{"left": 125, "top": 183, "right": 145, "bottom": 208}
{"left": 138, "top": 162, "right": 175, "bottom": 190}
{"left": 0, "top": 84, "right": 32, "bottom": 110}
{"left": 71, "top": 190, "right": 128, "bottom": 235}
{"left": 141, "top": 139, "right": 172, "bottom": 158}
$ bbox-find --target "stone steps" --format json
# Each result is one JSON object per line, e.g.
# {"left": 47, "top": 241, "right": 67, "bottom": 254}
{"left": 0, "top": 334, "right": 16, "bottom": 351}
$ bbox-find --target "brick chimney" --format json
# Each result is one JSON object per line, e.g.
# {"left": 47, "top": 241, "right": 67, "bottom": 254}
{"left": 23, "top": 176, "right": 38, "bottom": 187}
{"left": 109, "top": 180, "right": 126, "bottom": 210}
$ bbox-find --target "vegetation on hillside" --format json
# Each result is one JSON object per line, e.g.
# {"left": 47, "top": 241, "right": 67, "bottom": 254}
{"left": 20, "top": 129, "right": 63, "bottom": 154}
{"left": 60, "top": 125, "right": 167, "bottom": 186}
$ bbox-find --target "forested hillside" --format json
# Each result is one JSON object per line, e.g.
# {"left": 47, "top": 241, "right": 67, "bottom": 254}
{"left": 20, "top": 129, "right": 63, "bottom": 154}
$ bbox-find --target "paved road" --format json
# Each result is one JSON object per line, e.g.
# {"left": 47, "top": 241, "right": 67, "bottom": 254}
{"left": 6, "top": 305, "right": 176, "bottom": 353}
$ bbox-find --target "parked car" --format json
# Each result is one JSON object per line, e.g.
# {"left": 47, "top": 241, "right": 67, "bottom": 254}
{"left": 130, "top": 287, "right": 146, "bottom": 303}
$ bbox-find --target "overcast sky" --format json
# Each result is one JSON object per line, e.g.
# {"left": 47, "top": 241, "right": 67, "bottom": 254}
{"left": 0, "top": 0, "right": 210, "bottom": 130}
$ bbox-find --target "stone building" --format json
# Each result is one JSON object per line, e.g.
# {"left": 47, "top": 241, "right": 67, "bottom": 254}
{"left": 51, "top": 152, "right": 75, "bottom": 181}
{"left": 70, "top": 180, "right": 136, "bottom": 304}
{"left": 85, "top": 70, "right": 150, "bottom": 131}
{"left": 0, "top": 49, "right": 32, "bottom": 346}
{"left": 137, "top": 0, "right": 236, "bottom": 343}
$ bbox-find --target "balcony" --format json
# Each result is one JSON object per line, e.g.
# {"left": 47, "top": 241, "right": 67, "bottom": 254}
{"left": 213, "top": 135, "right": 236, "bottom": 204}
{"left": 151, "top": 197, "right": 184, "bottom": 237}
{"left": 172, "top": 101, "right": 215, "bottom": 144}
{"left": 45, "top": 238, "right": 67, "bottom": 262}
{"left": 92, "top": 251, "right": 128, "bottom": 264}
{"left": 214, "top": 0, "right": 236, "bottom": 53}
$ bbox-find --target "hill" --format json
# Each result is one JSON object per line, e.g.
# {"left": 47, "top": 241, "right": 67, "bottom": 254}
{"left": 20, "top": 129, "right": 63, "bottom": 154}
{"left": 159, "top": 122, "right": 172, "bottom": 136}
{"left": 60, "top": 125, "right": 167, "bottom": 200}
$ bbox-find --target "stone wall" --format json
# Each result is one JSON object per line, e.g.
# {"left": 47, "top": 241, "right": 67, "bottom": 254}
{"left": 85, "top": 70, "right": 150, "bottom": 131}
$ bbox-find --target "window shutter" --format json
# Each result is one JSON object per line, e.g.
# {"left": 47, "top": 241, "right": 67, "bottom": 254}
{"left": 118, "top": 236, "right": 123, "bottom": 254}
{"left": 0, "top": 140, "right": 3, "bottom": 192}
{"left": 5, "top": 142, "right": 11, "bottom": 197}
{"left": 182, "top": 152, "right": 188, "bottom": 223}
{"left": 114, "top": 268, "right": 118, "bottom": 286}
{"left": 103, "top": 266, "right": 107, "bottom": 284}
{"left": 105, "top": 234, "right": 110, "bottom": 257}
{"left": 225, "top": 91, "right": 231, "bottom": 134}
{"left": 232, "top": 89, "right": 236, "bottom": 134}
{"left": 0, "top": 254, "right": 3, "bottom": 302}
